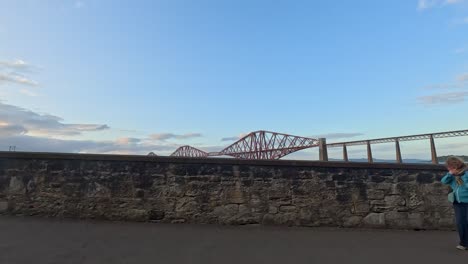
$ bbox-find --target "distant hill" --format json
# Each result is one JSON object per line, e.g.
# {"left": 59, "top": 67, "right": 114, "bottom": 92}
{"left": 437, "top": 155, "right": 468, "bottom": 162}
{"left": 329, "top": 157, "right": 467, "bottom": 164}
{"left": 351, "top": 158, "right": 431, "bottom": 163}
{"left": 329, "top": 158, "right": 431, "bottom": 163}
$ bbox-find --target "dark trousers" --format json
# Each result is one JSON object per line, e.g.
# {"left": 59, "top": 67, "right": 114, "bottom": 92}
{"left": 454, "top": 202, "right": 468, "bottom": 247}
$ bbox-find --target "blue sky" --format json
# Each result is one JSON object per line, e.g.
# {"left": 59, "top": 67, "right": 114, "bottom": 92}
{"left": 0, "top": 0, "right": 467, "bottom": 159}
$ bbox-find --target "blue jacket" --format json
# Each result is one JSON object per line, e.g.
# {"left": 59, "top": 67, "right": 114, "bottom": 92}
{"left": 441, "top": 171, "right": 468, "bottom": 203}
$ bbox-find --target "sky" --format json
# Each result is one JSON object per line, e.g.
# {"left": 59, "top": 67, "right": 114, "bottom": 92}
{"left": 0, "top": 0, "right": 467, "bottom": 160}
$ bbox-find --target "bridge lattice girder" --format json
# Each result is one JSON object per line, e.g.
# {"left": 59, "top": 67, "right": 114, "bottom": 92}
{"left": 326, "top": 129, "right": 468, "bottom": 147}
{"left": 170, "top": 145, "right": 208, "bottom": 158}
{"left": 153, "top": 129, "right": 468, "bottom": 159}
{"left": 218, "top": 130, "right": 319, "bottom": 160}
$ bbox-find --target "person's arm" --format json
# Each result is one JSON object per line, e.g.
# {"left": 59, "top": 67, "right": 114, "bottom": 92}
{"left": 441, "top": 173, "right": 453, "bottom": 185}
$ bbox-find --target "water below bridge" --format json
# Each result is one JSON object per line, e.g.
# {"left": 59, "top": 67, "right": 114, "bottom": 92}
{"left": 0, "top": 216, "right": 467, "bottom": 264}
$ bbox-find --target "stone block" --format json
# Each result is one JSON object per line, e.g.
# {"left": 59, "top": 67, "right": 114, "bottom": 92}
{"left": 279, "top": 205, "right": 296, "bottom": 213}
{"left": 223, "top": 183, "right": 246, "bottom": 204}
{"left": 408, "top": 194, "right": 424, "bottom": 209}
{"left": 370, "top": 175, "right": 387, "bottom": 183}
{"left": 363, "top": 213, "right": 385, "bottom": 227}
{"left": 367, "top": 189, "right": 385, "bottom": 200}
{"left": 384, "top": 211, "right": 408, "bottom": 228}
{"left": 298, "top": 208, "right": 312, "bottom": 222}
{"left": 343, "top": 216, "right": 362, "bottom": 227}
{"left": 149, "top": 210, "right": 165, "bottom": 221}
{"left": 214, "top": 204, "right": 239, "bottom": 218}
{"left": 351, "top": 202, "right": 370, "bottom": 214}
{"left": 397, "top": 175, "right": 415, "bottom": 182}
{"left": 125, "top": 209, "right": 148, "bottom": 221}
{"left": 389, "top": 184, "right": 400, "bottom": 195}
{"left": 268, "top": 206, "right": 278, "bottom": 214}
{"left": 262, "top": 214, "right": 276, "bottom": 225}
{"left": 86, "top": 182, "right": 111, "bottom": 198}
{"left": 9, "top": 176, "right": 25, "bottom": 193}
{"left": 416, "top": 173, "right": 434, "bottom": 184}
{"left": 420, "top": 183, "right": 447, "bottom": 195}
{"left": 396, "top": 206, "right": 409, "bottom": 212}
{"left": 273, "top": 213, "right": 297, "bottom": 226}
{"left": 374, "top": 183, "right": 393, "bottom": 191}
{"left": 424, "top": 195, "right": 451, "bottom": 207}
{"left": 384, "top": 195, "right": 406, "bottom": 207}
{"left": 239, "top": 205, "right": 250, "bottom": 214}
{"left": 370, "top": 200, "right": 391, "bottom": 213}
{"left": 175, "top": 197, "right": 199, "bottom": 213}
{"left": 438, "top": 217, "right": 455, "bottom": 228}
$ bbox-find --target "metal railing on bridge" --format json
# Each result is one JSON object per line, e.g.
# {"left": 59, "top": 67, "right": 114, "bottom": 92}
{"left": 321, "top": 129, "right": 468, "bottom": 164}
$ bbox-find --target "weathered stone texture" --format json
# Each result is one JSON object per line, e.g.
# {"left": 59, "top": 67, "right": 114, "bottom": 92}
{"left": 0, "top": 154, "right": 453, "bottom": 229}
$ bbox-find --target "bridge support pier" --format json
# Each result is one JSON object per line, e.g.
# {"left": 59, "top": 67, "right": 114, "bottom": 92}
{"left": 430, "top": 135, "right": 438, "bottom": 164}
{"left": 343, "top": 144, "right": 348, "bottom": 162}
{"left": 395, "top": 139, "right": 402, "bottom": 164}
{"left": 367, "top": 141, "right": 373, "bottom": 163}
{"left": 319, "top": 138, "right": 328, "bottom": 161}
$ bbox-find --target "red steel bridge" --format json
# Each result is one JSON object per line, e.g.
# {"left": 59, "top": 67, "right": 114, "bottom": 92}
{"left": 170, "top": 130, "right": 319, "bottom": 160}
{"left": 166, "top": 129, "right": 468, "bottom": 164}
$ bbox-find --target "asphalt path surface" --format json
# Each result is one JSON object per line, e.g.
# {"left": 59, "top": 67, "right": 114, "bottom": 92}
{"left": 0, "top": 216, "right": 466, "bottom": 264}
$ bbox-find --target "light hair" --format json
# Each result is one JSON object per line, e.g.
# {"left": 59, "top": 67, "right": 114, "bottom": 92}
{"left": 446, "top": 156, "right": 466, "bottom": 185}
{"left": 446, "top": 156, "right": 467, "bottom": 172}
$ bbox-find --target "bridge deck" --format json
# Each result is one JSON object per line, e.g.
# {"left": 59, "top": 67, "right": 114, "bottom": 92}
{"left": 0, "top": 216, "right": 466, "bottom": 264}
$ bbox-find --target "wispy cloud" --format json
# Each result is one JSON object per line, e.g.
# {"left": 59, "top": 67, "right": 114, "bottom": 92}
{"left": 0, "top": 59, "right": 33, "bottom": 70}
{"left": 0, "top": 134, "right": 175, "bottom": 155}
{"left": 454, "top": 47, "right": 466, "bottom": 54}
{"left": 0, "top": 101, "right": 180, "bottom": 155}
{"left": 0, "top": 123, "right": 27, "bottom": 137}
{"left": 116, "top": 137, "right": 141, "bottom": 145}
{"left": 221, "top": 136, "right": 240, "bottom": 141}
{"left": 220, "top": 132, "right": 249, "bottom": 142}
{"left": 419, "top": 72, "right": 468, "bottom": 105}
{"left": 418, "top": 91, "right": 468, "bottom": 105}
{"left": 0, "top": 101, "right": 110, "bottom": 137}
{"left": 0, "top": 59, "right": 40, "bottom": 96}
{"left": 149, "top": 132, "right": 202, "bottom": 141}
{"left": 0, "top": 73, "right": 38, "bottom": 86}
{"left": 418, "top": 0, "right": 465, "bottom": 10}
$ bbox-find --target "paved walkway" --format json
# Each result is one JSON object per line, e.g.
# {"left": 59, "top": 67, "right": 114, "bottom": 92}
{"left": 0, "top": 216, "right": 466, "bottom": 264}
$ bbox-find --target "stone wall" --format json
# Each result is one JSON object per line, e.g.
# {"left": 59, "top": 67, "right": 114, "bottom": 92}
{"left": 0, "top": 152, "right": 453, "bottom": 229}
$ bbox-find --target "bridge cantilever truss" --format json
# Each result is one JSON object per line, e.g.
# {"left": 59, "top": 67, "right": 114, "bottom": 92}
{"left": 218, "top": 130, "right": 319, "bottom": 160}
{"left": 168, "top": 131, "right": 319, "bottom": 160}
{"left": 160, "top": 129, "right": 468, "bottom": 163}
{"left": 170, "top": 145, "right": 208, "bottom": 158}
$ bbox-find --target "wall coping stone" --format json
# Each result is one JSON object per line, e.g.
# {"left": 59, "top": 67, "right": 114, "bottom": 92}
{"left": 0, "top": 151, "right": 446, "bottom": 171}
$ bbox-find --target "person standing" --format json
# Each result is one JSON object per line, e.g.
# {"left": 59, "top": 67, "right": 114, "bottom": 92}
{"left": 441, "top": 156, "right": 468, "bottom": 250}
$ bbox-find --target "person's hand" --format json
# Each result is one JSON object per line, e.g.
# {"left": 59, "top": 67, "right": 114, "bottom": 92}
{"left": 449, "top": 169, "right": 459, "bottom": 175}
